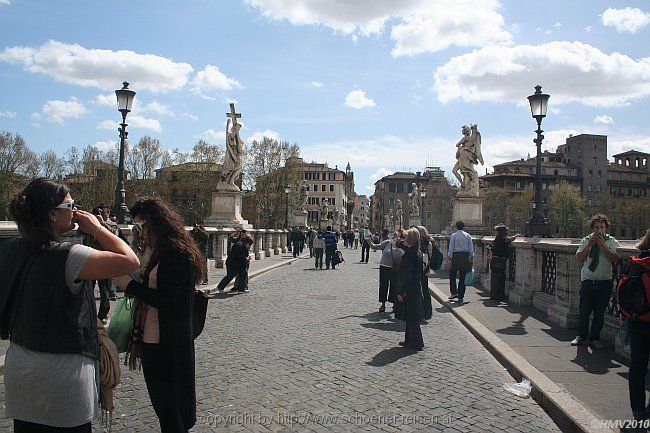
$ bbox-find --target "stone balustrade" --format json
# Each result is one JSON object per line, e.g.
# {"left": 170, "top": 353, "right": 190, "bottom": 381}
{"left": 0, "top": 222, "right": 289, "bottom": 270}
{"left": 433, "top": 234, "right": 638, "bottom": 360}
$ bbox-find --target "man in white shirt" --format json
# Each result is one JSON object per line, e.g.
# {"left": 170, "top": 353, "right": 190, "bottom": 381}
{"left": 447, "top": 221, "right": 474, "bottom": 302}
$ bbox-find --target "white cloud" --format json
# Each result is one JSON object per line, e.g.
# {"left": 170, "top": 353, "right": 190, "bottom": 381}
{"left": 94, "top": 140, "right": 118, "bottom": 152}
{"left": 248, "top": 129, "right": 280, "bottom": 143}
{"left": 608, "top": 135, "right": 650, "bottom": 156}
{"left": 343, "top": 89, "right": 376, "bottom": 109}
{"left": 585, "top": 25, "right": 592, "bottom": 32}
{"left": 181, "top": 113, "right": 198, "bottom": 122}
{"left": 191, "top": 65, "right": 242, "bottom": 98}
{"left": 0, "top": 111, "right": 16, "bottom": 118}
{"left": 144, "top": 101, "right": 174, "bottom": 116}
{"left": 594, "top": 115, "right": 614, "bottom": 125}
{"left": 0, "top": 40, "right": 193, "bottom": 92}
{"left": 245, "top": 0, "right": 511, "bottom": 56}
{"left": 92, "top": 93, "right": 115, "bottom": 108}
{"left": 0, "top": 0, "right": 11, "bottom": 5}
{"left": 601, "top": 7, "right": 650, "bottom": 33}
{"left": 370, "top": 167, "right": 394, "bottom": 181}
{"left": 311, "top": 81, "right": 324, "bottom": 88}
{"left": 553, "top": 22, "right": 562, "bottom": 28}
{"left": 200, "top": 128, "right": 226, "bottom": 143}
{"left": 37, "top": 97, "right": 87, "bottom": 124}
{"left": 97, "top": 114, "right": 161, "bottom": 132}
{"left": 434, "top": 41, "right": 650, "bottom": 107}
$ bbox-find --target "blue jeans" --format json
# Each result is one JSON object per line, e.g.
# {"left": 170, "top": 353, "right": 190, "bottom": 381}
{"left": 578, "top": 280, "right": 612, "bottom": 341}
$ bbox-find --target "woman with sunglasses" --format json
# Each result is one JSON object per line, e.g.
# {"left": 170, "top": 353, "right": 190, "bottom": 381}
{"left": 113, "top": 198, "right": 206, "bottom": 433}
{"left": 0, "top": 178, "right": 140, "bottom": 433}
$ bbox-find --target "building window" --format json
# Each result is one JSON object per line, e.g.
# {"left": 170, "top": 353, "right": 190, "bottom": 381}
{"left": 426, "top": 212, "right": 431, "bottom": 218}
{"left": 554, "top": 170, "right": 558, "bottom": 176}
{"left": 595, "top": 185, "right": 601, "bottom": 192}
{"left": 622, "top": 228, "right": 627, "bottom": 237}
{"left": 542, "top": 168, "right": 546, "bottom": 174}
{"left": 396, "top": 183, "right": 404, "bottom": 193}
{"left": 594, "top": 144, "right": 597, "bottom": 150}
{"left": 542, "top": 183, "right": 547, "bottom": 190}
{"left": 578, "top": 157, "right": 582, "bottom": 164}
{"left": 331, "top": 198, "right": 336, "bottom": 205}
{"left": 588, "top": 169, "right": 593, "bottom": 177}
{"left": 587, "top": 185, "right": 592, "bottom": 192}
{"left": 329, "top": 184, "right": 334, "bottom": 192}
{"left": 321, "top": 184, "right": 326, "bottom": 192}
{"left": 598, "top": 170, "right": 602, "bottom": 177}
{"left": 389, "top": 183, "right": 396, "bottom": 193}
{"left": 587, "top": 199, "right": 592, "bottom": 206}
{"left": 313, "top": 184, "right": 318, "bottom": 192}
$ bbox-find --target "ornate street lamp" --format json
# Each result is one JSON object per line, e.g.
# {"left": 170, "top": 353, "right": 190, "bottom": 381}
{"left": 284, "top": 184, "right": 291, "bottom": 229}
{"left": 420, "top": 186, "right": 426, "bottom": 224}
{"left": 525, "top": 85, "right": 551, "bottom": 237}
{"left": 113, "top": 81, "right": 136, "bottom": 224}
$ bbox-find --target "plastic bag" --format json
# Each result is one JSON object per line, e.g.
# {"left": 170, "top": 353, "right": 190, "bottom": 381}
{"left": 107, "top": 297, "right": 133, "bottom": 353}
{"left": 503, "top": 379, "right": 532, "bottom": 398}
{"left": 464, "top": 267, "right": 475, "bottom": 285}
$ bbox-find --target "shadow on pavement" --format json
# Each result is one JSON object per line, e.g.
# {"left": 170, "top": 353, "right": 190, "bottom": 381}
{"left": 361, "top": 321, "right": 402, "bottom": 332}
{"left": 571, "top": 345, "right": 622, "bottom": 374}
{"left": 366, "top": 346, "right": 418, "bottom": 367}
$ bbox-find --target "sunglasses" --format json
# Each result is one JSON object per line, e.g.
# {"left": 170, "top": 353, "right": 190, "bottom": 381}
{"left": 54, "top": 199, "right": 76, "bottom": 211}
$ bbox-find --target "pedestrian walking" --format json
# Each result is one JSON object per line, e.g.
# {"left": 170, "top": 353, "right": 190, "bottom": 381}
{"left": 489, "top": 224, "right": 520, "bottom": 301}
{"left": 217, "top": 228, "right": 254, "bottom": 293}
{"left": 447, "top": 221, "right": 473, "bottom": 303}
{"left": 113, "top": 197, "right": 206, "bottom": 433}
{"left": 395, "top": 227, "right": 425, "bottom": 350}
{"left": 313, "top": 230, "right": 325, "bottom": 269}
{"left": 416, "top": 226, "right": 433, "bottom": 320}
{"left": 353, "top": 229, "right": 360, "bottom": 249}
{"left": 322, "top": 226, "right": 338, "bottom": 270}
{"left": 298, "top": 227, "right": 305, "bottom": 254}
{"left": 368, "top": 232, "right": 403, "bottom": 313}
{"left": 623, "top": 229, "right": 650, "bottom": 428}
{"left": 190, "top": 224, "right": 209, "bottom": 285}
{"left": 571, "top": 213, "right": 620, "bottom": 348}
{"left": 306, "top": 227, "right": 315, "bottom": 258}
{"left": 291, "top": 227, "right": 301, "bottom": 258}
{"left": 361, "top": 226, "right": 371, "bottom": 263}
{"left": 1, "top": 178, "right": 139, "bottom": 433}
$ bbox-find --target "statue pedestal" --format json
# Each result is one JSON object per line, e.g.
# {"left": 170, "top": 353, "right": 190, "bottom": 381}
{"left": 409, "top": 215, "right": 422, "bottom": 227}
{"left": 448, "top": 196, "right": 487, "bottom": 234}
{"left": 290, "top": 212, "right": 307, "bottom": 228}
{"left": 205, "top": 190, "right": 252, "bottom": 229}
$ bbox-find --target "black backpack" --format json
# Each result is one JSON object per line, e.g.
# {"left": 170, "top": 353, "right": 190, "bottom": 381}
{"left": 429, "top": 244, "right": 443, "bottom": 271}
{"left": 229, "top": 240, "right": 247, "bottom": 260}
{"left": 617, "top": 255, "right": 650, "bottom": 321}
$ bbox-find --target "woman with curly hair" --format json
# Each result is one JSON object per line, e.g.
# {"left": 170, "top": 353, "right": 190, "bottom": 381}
{"left": 113, "top": 198, "right": 206, "bottom": 433}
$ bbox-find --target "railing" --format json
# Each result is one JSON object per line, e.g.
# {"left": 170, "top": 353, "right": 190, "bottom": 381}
{"left": 607, "top": 258, "right": 629, "bottom": 318}
{"left": 541, "top": 251, "right": 557, "bottom": 295}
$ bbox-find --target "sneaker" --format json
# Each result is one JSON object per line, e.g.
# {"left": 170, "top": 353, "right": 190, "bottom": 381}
{"left": 101, "top": 318, "right": 108, "bottom": 326}
{"left": 570, "top": 336, "right": 586, "bottom": 346}
{"left": 243, "top": 288, "right": 250, "bottom": 293}
{"left": 590, "top": 339, "right": 605, "bottom": 350}
{"left": 218, "top": 287, "right": 225, "bottom": 293}
{"left": 456, "top": 298, "right": 464, "bottom": 303}
{"left": 109, "top": 295, "right": 117, "bottom": 301}
{"left": 448, "top": 294, "right": 458, "bottom": 300}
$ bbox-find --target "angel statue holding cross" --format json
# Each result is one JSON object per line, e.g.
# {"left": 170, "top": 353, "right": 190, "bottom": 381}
{"left": 218, "top": 103, "right": 244, "bottom": 191}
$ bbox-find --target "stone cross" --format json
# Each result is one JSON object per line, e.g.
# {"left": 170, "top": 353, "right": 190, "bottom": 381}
{"left": 226, "top": 103, "right": 241, "bottom": 128}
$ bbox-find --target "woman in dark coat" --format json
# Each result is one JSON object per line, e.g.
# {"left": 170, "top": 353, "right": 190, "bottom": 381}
{"left": 395, "top": 227, "right": 426, "bottom": 350}
{"left": 416, "top": 226, "right": 433, "bottom": 320}
{"left": 113, "top": 198, "right": 206, "bottom": 433}
{"left": 489, "top": 224, "right": 519, "bottom": 300}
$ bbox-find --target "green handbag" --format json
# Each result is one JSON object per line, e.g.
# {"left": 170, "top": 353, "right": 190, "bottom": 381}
{"left": 107, "top": 297, "right": 133, "bottom": 353}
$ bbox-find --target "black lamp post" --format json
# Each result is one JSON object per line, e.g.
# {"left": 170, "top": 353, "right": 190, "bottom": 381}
{"left": 525, "top": 85, "right": 551, "bottom": 237}
{"left": 420, "top": 186, "right": 426, "bottom": 225}
{"left": 113, "top": 81, "right": 136, "bottom": 224}
{"left": 284, "top": 184, "right": 290, "bottom": 229}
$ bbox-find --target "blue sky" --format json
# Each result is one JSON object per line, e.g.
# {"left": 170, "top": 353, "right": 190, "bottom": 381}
{"left": 1, "top": 0, "right": 649, "bottom": 195}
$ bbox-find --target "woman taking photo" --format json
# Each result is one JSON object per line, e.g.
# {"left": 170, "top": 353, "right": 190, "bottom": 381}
{"left": 416, "top": 226, "right": 433, "bottom": 320}
{"left": 395, "top": 227, "right": 426, "bottom": 350}
{"left": 489, "top": 224, "right": 519, "bottom": 301}
{"left": 113, "top": 198, "right": 205, "bottom": 433}
{"left": 368, "top": 232, "right": 403, "bottom": 313}
{"left": 0, "top": 178, "right": 139, "bottom": 432}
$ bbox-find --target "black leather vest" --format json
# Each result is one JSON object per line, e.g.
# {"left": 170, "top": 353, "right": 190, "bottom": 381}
{"left": 0, "top": 238, "right": 99, "bottom": 360}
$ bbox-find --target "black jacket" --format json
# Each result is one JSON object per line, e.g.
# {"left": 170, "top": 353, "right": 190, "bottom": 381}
{"left": 126, "top": 247, "right": 197, "bottom": 430}
{"left": 395, "top": 245, "right": 425, "bottom": 322}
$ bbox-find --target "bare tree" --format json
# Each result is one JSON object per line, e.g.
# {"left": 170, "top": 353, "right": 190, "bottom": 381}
{"left": 39, "top": 149, "right": 66, "bottom": 179}
{"left": 64, "top": 146, "right": 83, "bottom": 175}
{"left": 0, "top": 131, "right": 38, "bottom": 175}
{"left": 125, "top": 136, "right": 162, "bottom": 179}
{"left": 191, "top": 139, "right": 224, "bottom": 164}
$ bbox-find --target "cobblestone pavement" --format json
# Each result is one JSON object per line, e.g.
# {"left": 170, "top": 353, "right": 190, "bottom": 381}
{"left": 0, "top": 250, "right": 562, "bottom": 432}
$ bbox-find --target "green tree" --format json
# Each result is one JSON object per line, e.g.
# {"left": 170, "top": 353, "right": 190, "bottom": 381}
{"left": 482, "top": 187, "right": 511, "bottom": 228}
{"left": 507, "top": 189, "right": 534, "bottom": 234}
{"left": 549, "top": 181, "right": 587, "bottom": 237}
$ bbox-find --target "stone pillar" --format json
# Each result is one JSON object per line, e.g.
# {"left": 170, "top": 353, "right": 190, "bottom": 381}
{"left": 280, "top": 231, "right": 288, "bottom": 253}
{"left": 509, "top": 239, "right": 537, "bottom": 305}
{"left": 547, "top": 244, "right": 581, "bottom": 328}
{"left": 213, "top": 230, "right": 229, "bottom": 268}
{"left": 264, "top": 230, "right": 273, "bottom": 257}
{"left": 254, "top": 229, "right": 265, "bottom": 261}
{"left": 273, "top": 231, "right": 282, "bottom": 255}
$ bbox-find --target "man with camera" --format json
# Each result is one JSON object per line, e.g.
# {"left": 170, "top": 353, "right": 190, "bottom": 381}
{"left": 571, "top": 213, "right": 620, "bottom": 349}
{"left": 217, "top": 228, "right": 254, "bottom": 293}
